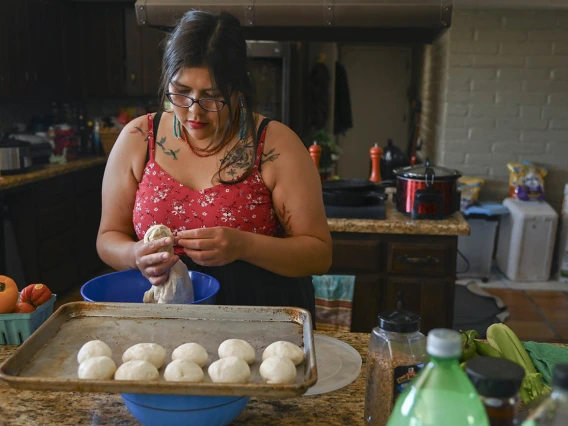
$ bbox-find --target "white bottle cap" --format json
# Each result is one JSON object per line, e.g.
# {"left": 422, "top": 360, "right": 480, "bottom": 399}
{"left": 427, "top": 328, "right": 462, "bottom": 358}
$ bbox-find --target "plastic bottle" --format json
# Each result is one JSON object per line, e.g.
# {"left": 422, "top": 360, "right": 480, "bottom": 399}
{"left": 386, "top": 328, "right": 490, "bottom": 426}
{"left": 364, "top": 310, "right": 428, "bottom": 426}
{"left": 519, "top": 364, "right": 568, "bottom": 426}
{"left": 466, "top": 356, "right": 525, "bottom": 426}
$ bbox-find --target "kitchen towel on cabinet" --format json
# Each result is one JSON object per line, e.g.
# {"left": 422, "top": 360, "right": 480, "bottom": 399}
{"left": 312, "top": 275, "right": 355, "bottom": 332}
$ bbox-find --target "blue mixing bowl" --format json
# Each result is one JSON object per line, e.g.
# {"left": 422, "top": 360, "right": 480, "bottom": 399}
{"left": 121, "top": 394, "right": 250, "bottom": 426}
{"left": 80, "top": 269, "right": 220, "bottom": 305}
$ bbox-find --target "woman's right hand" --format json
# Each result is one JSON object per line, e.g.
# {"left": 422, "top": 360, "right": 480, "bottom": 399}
{"left": 134, "top": 237, "right": 179, "bottom": 286}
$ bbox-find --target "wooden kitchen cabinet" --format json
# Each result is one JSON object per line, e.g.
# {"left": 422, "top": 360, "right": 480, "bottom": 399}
{"left": 329, "top": 232, "right": 458, "bottom": 334}
{"left": 2, "top": 163, "right": 105, "bottom": 293}
{"left": 0, "top": 0, "right": 80, "bottom": 100}
{"left": 124, "top": 7, "right": 165, "bottom": 97}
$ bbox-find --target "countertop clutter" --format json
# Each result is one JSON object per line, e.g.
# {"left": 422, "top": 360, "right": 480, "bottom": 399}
{"left": 0, "top": 331, "right": 366, "bottom": 426}
{"left": 0, "top": 157, "right": 107, "bottom": 192}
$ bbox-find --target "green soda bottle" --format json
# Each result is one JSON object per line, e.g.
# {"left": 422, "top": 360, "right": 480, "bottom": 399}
{"left": 386, "top": 328, "right": 490, "bottom": 426}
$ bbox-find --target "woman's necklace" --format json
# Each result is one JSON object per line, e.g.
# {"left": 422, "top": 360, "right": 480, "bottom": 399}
{"left": 180, "top": 126, "right": 227, "bottom": 157}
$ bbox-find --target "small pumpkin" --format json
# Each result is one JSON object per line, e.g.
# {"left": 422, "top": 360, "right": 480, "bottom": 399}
{"left": 0, "top": 275, "right": 19, "bottom": 314}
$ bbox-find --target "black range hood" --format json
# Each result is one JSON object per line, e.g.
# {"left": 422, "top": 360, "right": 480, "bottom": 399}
{"left": 134, "top": 0, "right": 453, "bottom": 43}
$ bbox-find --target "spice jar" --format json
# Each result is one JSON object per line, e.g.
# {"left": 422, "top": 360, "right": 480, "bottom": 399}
{"left": 364, "top": 310, "right": 428, "bottom": 426}
{"left": 466, "top": 356, "right": 525, "bottom": 426}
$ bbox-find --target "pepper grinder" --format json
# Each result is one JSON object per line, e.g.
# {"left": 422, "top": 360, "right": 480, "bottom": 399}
{"left": 369, "top": 143, "right": 383, "bottom": 183}
{"left": 309, "top": 142, "right": 322, "bottom": 171}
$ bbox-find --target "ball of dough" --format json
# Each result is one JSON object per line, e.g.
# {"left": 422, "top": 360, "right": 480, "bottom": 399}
{"left": 262, "top": 341, "right": 304, "bottom": 366}
{"left": 259, "top": 356, "right": 297, "bottom": 384}
{"left": 208, "top": 356, "right": 251, "bottom": 383}
{"left": 115, "top": 360, "right": 160, "bottom": 381}
{"left": 164, "top": 359, "right": 204, "bottom": 382}
{"left": 77, "top": 340, "right": 113, "bottom": 364}
{"left": 218, "top": 339, "right": 255, "bottom": 364}
{"left": 122, "top": 343, "right": 166, "bottom": 369}
{"left": 171, "top": 343, "right": 208, "bottom": 367}
{"left": 78, "top": 356, "right": 117, "bottom": 380}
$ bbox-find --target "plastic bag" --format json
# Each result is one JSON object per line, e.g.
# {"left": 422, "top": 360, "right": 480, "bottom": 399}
{"left": 508, "top": 162, "right": 547, "bottom": 201}
{"left": 458, "top": 177, "right": 485, "bottom": 211}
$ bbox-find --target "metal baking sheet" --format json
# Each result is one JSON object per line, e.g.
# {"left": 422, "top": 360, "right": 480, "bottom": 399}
{"left": 0, "top": 302, "right": 317, "bottom": 398}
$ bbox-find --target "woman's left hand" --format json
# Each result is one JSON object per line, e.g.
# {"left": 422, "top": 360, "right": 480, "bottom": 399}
{"left": 176, "top": 227, "right": 246, "bottom": 267}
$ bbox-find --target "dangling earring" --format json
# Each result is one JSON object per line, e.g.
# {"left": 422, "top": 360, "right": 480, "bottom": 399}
{"left": 173, "top": 114, "right": 183, "bottom": 139}
{"left": 238, "top": 97, "right": 247, "bottom": 142}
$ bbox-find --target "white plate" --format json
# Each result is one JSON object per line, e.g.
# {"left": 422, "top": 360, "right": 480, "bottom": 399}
{"left": 304, "top": 335, "right": 362, "bottom": 396}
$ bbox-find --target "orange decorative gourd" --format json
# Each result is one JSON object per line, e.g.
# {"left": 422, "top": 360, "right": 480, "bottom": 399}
{"left": 0, "top": 275, "right": 19, "bottom": 314}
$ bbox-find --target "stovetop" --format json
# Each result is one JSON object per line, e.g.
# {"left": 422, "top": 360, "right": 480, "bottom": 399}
{"left": 324, "top": 201, "right": 387, "bottom": 220}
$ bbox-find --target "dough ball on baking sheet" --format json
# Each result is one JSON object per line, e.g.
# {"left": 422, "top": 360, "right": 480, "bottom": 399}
{"left": 115, "top": 360, "right": 160, "bottom": 381}
{"left": 218, "top": 339, "right": 255, "bottom": 364}
{"left": 77, "top": 340, "right": 112, "bottom": 364}
{"left": 259, "top": 356, "right": 297, "bottom": 384}
{"left": 122, "top": 343, "right": 166, "bottom": 369}
{"left": 164, "top": 359, "right": 204, "bottom": 382}
{"left": 208, "top": 356, "right": 251, "bottom": 383}
{"left": 78, "top": 356, "right": 117, "bottom": 380}
{"left": 171, "top": 343, "right": 208, "bottom": 367}
{"left": 262, "top": 341, "right": 304, "bottom": 366}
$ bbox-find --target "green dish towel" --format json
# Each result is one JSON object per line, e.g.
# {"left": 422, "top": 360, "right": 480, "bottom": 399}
{"left": 522, "top": 341, "right": 568, "bottom": 385}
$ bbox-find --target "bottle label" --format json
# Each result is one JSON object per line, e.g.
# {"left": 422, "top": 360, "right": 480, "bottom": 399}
{"left": 393, "top": 363, "right": 424, "bottom": 400}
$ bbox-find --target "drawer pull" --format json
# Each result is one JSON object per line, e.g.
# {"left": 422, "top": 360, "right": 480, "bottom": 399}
{"left": 396, "top": 255, "right": 440, "bottom": 265}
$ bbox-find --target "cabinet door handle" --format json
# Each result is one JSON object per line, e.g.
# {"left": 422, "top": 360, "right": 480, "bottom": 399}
{"left": 396, "top": 255, "right": 440, "bottom": 265}
{"left": 396, "top": 290, "right": 404, "bottom": 310}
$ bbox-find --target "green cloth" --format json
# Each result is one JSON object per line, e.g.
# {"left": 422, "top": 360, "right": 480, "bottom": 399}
{"left": 522, "top": 341, "right": 568, "bottom": 385}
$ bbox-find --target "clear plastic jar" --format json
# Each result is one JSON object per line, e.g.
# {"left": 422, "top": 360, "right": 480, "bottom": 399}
{"left": 364, "top": 310, "right": 428, "bottom": 426}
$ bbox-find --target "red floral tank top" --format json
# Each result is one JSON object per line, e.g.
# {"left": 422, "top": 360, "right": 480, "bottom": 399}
{"left": 133, "top": 114, "right": 281, "bottom": 255}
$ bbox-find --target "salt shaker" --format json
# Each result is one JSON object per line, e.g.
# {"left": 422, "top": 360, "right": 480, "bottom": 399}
{"left": 364, "top": 310, "right": 428, "bottom": 426}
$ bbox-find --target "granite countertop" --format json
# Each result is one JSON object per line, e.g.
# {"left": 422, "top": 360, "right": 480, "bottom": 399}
{"left": 0, "top": 157, "right": 107, "bottom": 192}
{"left": 0, "top": 331, "right": 368, "bottom": 426}
{"left": 327, "top": 200, "right": 470, "bottom": 236}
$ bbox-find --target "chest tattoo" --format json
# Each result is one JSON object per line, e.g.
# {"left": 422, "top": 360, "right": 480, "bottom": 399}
{"left": 220, "top": 140, "right": 255, "bottom": 178}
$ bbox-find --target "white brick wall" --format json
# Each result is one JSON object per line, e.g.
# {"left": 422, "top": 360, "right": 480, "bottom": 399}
{"left": 425, "top": 9, "right": 568, "bottom": 211}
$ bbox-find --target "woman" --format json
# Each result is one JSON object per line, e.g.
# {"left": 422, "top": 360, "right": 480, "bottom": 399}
{"left": 96, "top": 10, "right": 332, "bottom": 321}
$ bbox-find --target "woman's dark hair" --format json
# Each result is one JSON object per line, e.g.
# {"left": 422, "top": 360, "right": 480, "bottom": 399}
{"left": 159, "top": 10, "right": 257, "bottom": 184}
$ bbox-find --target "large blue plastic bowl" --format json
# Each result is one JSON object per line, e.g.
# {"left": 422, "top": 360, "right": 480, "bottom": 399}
{"left": 80, "top": 269, "right": 220, "bottom": 305}
{"left": 121, "top": 394, "right": 250, "bottom": 426}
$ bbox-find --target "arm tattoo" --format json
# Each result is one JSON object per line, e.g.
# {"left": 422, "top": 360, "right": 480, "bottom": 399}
{"left": 260, "top": 148, "right": 280, "bottom": 165}
{"left": 130, "top": 126, "right": 150, "bottom": 142}
{"left": 276, "top": 202, "right": 293, "bottom": 236}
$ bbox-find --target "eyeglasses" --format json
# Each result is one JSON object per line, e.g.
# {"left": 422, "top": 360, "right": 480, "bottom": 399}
{"left": 165, "top": 92, "right": 227, "bottom": 112}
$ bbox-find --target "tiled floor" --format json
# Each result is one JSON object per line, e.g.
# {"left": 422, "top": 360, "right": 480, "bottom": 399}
{"left": 483, "top": 288, "right": 568, "bottom": 343}
{"left": 55, "top": 268, "right": 568, "bottom": 344}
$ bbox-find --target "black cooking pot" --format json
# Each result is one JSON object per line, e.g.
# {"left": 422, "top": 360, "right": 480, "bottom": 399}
{"left": 393, "top": 160, "right": 462, "bottom": 219}
{"left": 322, "top": 179, "right": 394, "bottom": 207}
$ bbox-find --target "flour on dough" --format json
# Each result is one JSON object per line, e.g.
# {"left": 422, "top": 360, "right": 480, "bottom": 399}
{"left": 78, "top": 356, "right": 117, "bottom": 380}
{"left": 171, "top": 343, "right": 209, "bottom": 367}
{"left": 208, "top": 356, "right": 251, "bottom": 383}
{"left": 142, "top": 224, "right": 194, "bottom": 304}
{"left": 122, "top": 343, "right": 166, "bottom": 369}
{"left": 164, "top": 359, "right": 204, "bottom": 382}
{"left": 115, "top": 360, "right": 159, "bottom": 381}
{"left": 262, "top": 341, "right": 304, "bottom": 366}
{"left": 218, "top": 339, "right": 256, "bottom": 364}
{"left": 77, "top": 340, "right": 113, "bottom": 364}
{"left": 259, "top": 356, "right": 297, "bottom": 384}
